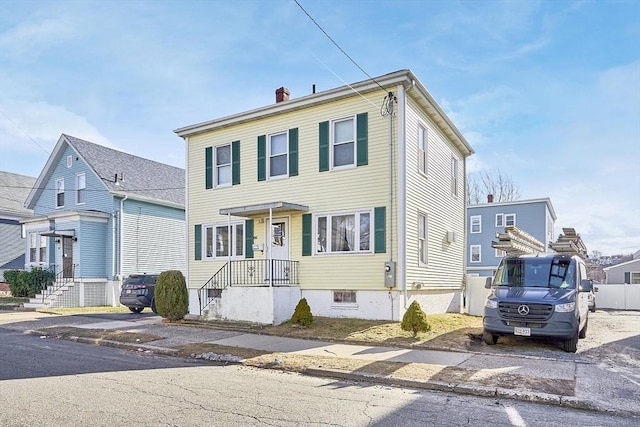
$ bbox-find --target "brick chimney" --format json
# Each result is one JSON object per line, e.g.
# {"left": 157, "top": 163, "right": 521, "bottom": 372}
{"left": 487, "top": 194, "right": 494, "bottom": 203}
{"left": 275, "top": 87, "right": 290, "bottom": 103}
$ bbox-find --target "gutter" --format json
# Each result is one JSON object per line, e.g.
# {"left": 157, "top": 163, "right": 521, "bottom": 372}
{"left": 119, "top": 195, "right": 128, "bottom": 285}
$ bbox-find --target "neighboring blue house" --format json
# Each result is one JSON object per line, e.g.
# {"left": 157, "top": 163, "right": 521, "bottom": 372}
{"left": 0, "top": 171, "right": 36, "bottom": 282}
{"left": 466, "top": 197, "right": 557, "bottom": 277}
{"left": 22, "top": 134, "right": 185, "bottom": 308}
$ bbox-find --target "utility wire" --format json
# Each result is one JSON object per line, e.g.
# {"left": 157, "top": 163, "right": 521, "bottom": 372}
{"left": 294, "top": 0, "right": 387, "bottom": 93}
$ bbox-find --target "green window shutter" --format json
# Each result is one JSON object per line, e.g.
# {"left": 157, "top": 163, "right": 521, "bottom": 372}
{"left": 257, "top": 135, "right": 266, "bottom": 181}
{"left": 374, "top": 206, "right": 386, "bottom": 253}
{"left": 289, "top": 128, "right": 298, "bottom": 177}
{"left": 319, "top": 121, "right": 329, "bottom": 172}
{"left": 194, "top": 224, "right": 202, "bottom": 260}
{"left": 205, "top": 147, "right": 213, "bottom": 189}
{"left": 245, "top": 219, "right": 254, "bottom": 259}
{"left": 232, "top": 140, "right": 240, "bottom": 185}
{"left": 302, "top": 213, "right": 312, "bottom": 256}
{"left": 357, "top": 112, "right": 368, "bottom": 166}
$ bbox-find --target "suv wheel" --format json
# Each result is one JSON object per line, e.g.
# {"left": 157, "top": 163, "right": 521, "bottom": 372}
{"left": 483, "top": 331, "right": 498, "bottom": 345}
{"left": 590, "top": 302, "right": 596, "bottom": 313}
{"left": 562, "top": 331, "right": 578, "bottom": 353}
{"left": 128, "top": 307, "right": 143, "bottom": 314}
{"left": 151, "top": 298, "right": 157, "bottom": 314}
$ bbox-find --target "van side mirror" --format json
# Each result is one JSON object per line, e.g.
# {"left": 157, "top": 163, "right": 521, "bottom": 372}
{"left": 579, "top": 279, "right": 592, "bottom": 292}
{"left": 484, "top": 277, "right": 493, "bottom": 289}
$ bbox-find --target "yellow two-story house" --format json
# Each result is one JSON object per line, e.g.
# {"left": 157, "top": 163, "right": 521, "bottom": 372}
{"left": 175, "top": 69, "right": 474, "bottom": 324}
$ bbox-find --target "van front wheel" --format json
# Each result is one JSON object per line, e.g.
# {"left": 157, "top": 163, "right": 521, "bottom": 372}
{"left": 483, "top": 331, "right": 498, "bottom": 345}
{"left": 562, "top": 331, "right": 578, "bottom": 353}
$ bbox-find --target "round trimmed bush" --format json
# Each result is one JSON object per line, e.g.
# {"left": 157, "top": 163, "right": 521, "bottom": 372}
{"left": 154, "top": 270, "right": 189, "bottom": 321}
{"left": 291, "top": 298, "right": 313, "bottom": 326}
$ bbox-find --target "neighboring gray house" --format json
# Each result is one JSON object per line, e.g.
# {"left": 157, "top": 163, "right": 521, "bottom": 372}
{"left": 603, "top": 250, "right": 640, "bottom": 284}
{"left": 22, "top": 134, "right": 185, "bottom": 308}
{"left": 466, "top": 197, "right": 557, "bottom": 277}
{"left": 0, "top": 171, "right": 36, "bottom": 281}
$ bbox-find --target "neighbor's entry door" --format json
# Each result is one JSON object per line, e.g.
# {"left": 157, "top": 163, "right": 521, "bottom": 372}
{"left": 62, "top": 237, "right": 73, "bottom": 278}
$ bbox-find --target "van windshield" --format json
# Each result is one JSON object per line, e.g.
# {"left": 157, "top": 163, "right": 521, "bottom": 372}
{"left": 493, "top": 256, "right": 576, "bottom": 289}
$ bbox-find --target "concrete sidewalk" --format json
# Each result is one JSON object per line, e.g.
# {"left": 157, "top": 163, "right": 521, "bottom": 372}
{"left": 4, "top": 311, "right": 639, "bottom": 417}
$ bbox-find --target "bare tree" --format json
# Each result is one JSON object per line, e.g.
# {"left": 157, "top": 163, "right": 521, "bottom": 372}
{"left": 467, "top": 169, "right": 521, "bottom": 205}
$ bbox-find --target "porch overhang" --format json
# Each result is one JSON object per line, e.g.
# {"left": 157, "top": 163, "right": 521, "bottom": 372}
{"left": 40, "top": 229, "right": 75, "bottom": 238}
{"left": 220, "top": 201, "right": 309, "bottom": 217}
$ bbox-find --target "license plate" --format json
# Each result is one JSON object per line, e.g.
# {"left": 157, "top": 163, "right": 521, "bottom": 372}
{"left": 514, "top": 327, "right": 531, "bottom": 336}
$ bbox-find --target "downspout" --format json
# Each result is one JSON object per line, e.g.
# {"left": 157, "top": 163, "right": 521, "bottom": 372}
{"left": 119, "top": 195, "right": 128, "bottom": 290}
{"left": 269, "top": 207, "right": 273, "bottom": 287}
{"left": 227, "top": 213, "right": 231, "bottom": 288}
{"left": 111, "top": 211, "right": 116, "bottom": 279}
{"left": 397, "top": 84, "right": 408, "bottom": 309}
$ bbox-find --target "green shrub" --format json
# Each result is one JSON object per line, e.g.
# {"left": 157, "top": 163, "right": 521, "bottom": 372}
{"left": 154, "top": 270, "right": 189, "bottom": 321}
{"left": 4, "top": 268, "right": 54, "bottom": 298}
{"left": 401, "top": 300, "right": 431, "bottom": 337}
{"left": 291, "top": 298, "right": 313, "bottom": 326}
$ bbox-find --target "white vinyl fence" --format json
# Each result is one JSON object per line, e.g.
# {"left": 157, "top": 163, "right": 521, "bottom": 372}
{"left": 464, "top": 279, "right": 640, "bottom": 315}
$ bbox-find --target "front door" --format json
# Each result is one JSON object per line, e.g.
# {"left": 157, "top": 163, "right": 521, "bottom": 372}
{"left": 266, "top": 217, "right": 289, "bottom": 282}
{"left": 62, "top": 237, "right": 73, "bottom": 278}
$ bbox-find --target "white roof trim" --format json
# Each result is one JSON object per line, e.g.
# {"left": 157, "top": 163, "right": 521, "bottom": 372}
{"left": 220, "top": 201, "right": 309, "bottom": 217}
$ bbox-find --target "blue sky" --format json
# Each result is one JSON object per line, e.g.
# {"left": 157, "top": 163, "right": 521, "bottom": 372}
{"left": 0, "top": 0, "right": 638, "bottom": 256}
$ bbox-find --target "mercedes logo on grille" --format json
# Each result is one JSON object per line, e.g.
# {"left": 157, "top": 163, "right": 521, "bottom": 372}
{"left": 517, "top": 305, "right": 530, "bottom": 316}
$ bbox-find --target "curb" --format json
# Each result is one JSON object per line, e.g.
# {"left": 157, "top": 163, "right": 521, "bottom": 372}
{"left": 26, "top": 329, "right": 638, "bottom": 417}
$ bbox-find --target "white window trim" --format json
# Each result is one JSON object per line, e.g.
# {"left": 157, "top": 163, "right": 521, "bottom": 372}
{"left": 55, "top": 178, "right": 65, "bottom": 208}
{"left": 214, "top": 143, "right": 232, "bottom": 188}
{"left": 630, "top": 272, "right": 640, "bottom": 284}
{"left": 505, "top": 213, "right": 516, "bottom": 227}
{"left": 470, "top": 245, "right": 481, "bottom": 263}
{"left": 470, "top": 215, "right": 482, "bottom": 234}
{"left": 267, "top": 131, "right": 288, "bottom": 180}
{"left": 495, "top": 213, "right": 504, "bottom": 228}
{"left": 418, "top": 212, "right": 427, "bottom": 265}
{"left": 418, "top": 124, "right": 427, "bottom": 176}
{"left": 314, "top": 209, "right": 373, "bottom": 255}
{"left": 451, "top": 156, "right": 458, "bottom": 196}
{"left": 66, "top": 155, "right": 72, "bottom": 168}
{"left": 28, "top": 232, "right": 48, "bottom": 264}
{"left": 76, "top": 172, "right": 86, "bottom": 205}
{"left": 330, "top": 115, "right": 356, "bottom": 170}
{"left": 202, "top": 222, "right": 245, "bottom": 260}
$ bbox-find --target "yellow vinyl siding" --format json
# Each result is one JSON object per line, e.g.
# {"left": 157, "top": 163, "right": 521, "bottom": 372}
{"left": 404, "top": 94, "right": 465, "bottom": 289}
{"left": 187, "top": 90, "right": 396, "bottom": 291}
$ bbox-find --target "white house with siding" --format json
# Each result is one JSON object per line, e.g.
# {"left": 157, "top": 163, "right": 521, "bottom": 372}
{"left": 175, "top": 70, "right": 474, "bottom": 324}
{"left": 22, "top": 134, "right": 185, "bottom": 308}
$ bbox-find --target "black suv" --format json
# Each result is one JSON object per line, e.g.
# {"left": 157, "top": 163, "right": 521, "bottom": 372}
{"left": 119, "top": 274, "right": 160, "bottom": 313}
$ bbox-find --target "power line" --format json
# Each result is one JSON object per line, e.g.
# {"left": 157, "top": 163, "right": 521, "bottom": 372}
{"left": 293, "top": 0, "right": 387, "bottom": 93}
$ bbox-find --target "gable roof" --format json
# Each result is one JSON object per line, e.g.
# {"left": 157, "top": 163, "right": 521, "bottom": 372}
{"left": 25, "top": 134, "right": 184, "bottom": 209}
{"left": 0, "top": 171, "right": 36, "bottom": 219}
{"left": 174, "top": 69, "right": 474, "bottom": 158}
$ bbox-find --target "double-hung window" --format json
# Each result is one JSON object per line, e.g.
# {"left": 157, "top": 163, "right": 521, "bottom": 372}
{"left": 216, "top": 144, "right": 232, "bottom": 186}
{"left": 29, "top": 232, "right": 47, "bottom": 263}
{"left": 56, "top": 178, "right": 64, "bottom": 208}
{"left": 316, "top": 210, "right": 371, "bottom": 254}
{"left": 496, "top": 214, "right": 504, "bottom": 227}
{"left": 76, "top": 173, "right": 86, "bottom": 204}
{"left": 470, "top": 215, "right": 481, "bottom": 233}
{"left": 268, "top": 132, "right": 288, "bottom": 178}
{"left": 418, "top": 212, "right": 427, "bottom": 264}
{"left": 451, "top": 157, "right": 458, "bottom": 196}
{"left": 332, "top": 117, "right": 355, "bottom": 168}
{"left": 418, "top": 125, "right": 427, "bottom": 175}
{"left": 505, "top": 213, "right": 516, "bottom": 227}
{"left": 470, "top": 245, "right": 481, "bottom": 263}
{"left": 204, "top": 223, "right": 244, "bottom": 259}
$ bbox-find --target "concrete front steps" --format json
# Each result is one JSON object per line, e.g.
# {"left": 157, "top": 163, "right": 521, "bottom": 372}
{"left": 23, "top": 282, "right": 75, "bottom": 309}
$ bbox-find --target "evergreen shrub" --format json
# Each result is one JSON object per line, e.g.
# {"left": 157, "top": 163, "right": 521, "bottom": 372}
{"left": 401, "top": 300, "right": 431, "bottom": 337}
{"left": 155, "top": 270, "right": 189, "bottom": 321}
{"left": 291, "top": 298, "right": 313, "bottom": 326}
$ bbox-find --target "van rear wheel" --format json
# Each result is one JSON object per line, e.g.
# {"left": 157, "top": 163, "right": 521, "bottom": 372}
{"left": 562, "top": 331, "right": 578, "bottom": 353}
{"left": 483, "top": 331, "right": 498, "bottom": 345}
